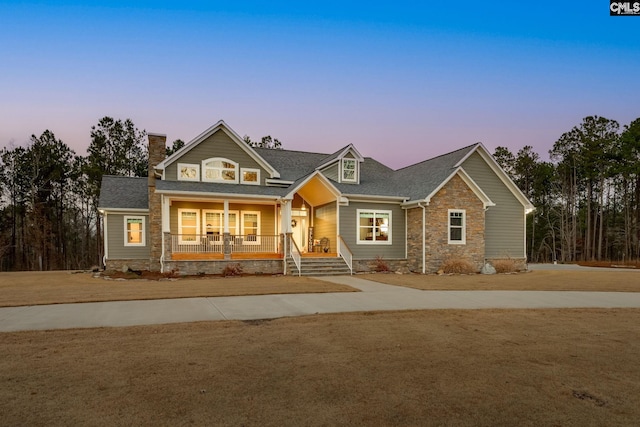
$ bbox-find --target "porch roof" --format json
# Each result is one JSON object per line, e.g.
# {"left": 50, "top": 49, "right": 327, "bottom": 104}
{"left": 155, "top": 179, "right": 290, "bottom": 198}
{"left": 98, "top": 176, "right": 149, "bottom": 210}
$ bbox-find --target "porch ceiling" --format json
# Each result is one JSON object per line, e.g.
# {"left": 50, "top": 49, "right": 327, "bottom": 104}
{"left": 297, "top": 175, "right": 337, "bottom": 206}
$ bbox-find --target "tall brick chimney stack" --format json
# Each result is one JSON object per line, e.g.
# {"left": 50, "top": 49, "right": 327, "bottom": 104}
{"left": 148, "top": 133, "right": 166, "bottom": 272}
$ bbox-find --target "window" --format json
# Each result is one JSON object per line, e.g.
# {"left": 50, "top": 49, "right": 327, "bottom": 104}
{"left": 448, "top": 209, "right": 466, "bottom": 244}
{"left": 357, "top": 210, "right": 391, "bottom": 244}
{"left": 178, "top": 209, "right": 200, "bottom": 244}
{"left": 203, "top": 210, "right": 238, "bottom": 242}
{"left": 202, "top": 158, "right": 238, "bottom": 183}
{"left": 241, "top": 168, "right": 260, "bottom": 185}
{"left": 241, "top": 211, "right": 261, "bottom": 243}
{"left": 124, "top": 216, "right": 145, "bottom": 246}
{"left": 177, "top": 163, "right": 199, "bottom": 181}
{"left": 342, "top": 158, "right": 357, "bottom": 183}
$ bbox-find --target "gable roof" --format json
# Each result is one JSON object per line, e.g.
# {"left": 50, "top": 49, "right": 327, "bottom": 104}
{"left": 98, "top": 122, "right": 533, "bottom": 212}
{"left": 98, "top": 176, "right": 149, "bottom": 210}
{"left": 455, "top": 143, "right": 534, "bottom": 212}
{"left": 393, "top": 144, "right": 478, "bottom": 202}
{"left": 315, "top": 143, "right": 365, "bottom": 171}
{"left": 155, "top": 120, "right": 280, "bottom": 179}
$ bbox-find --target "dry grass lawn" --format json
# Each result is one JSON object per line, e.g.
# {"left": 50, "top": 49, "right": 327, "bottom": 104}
{"left": 0, "top": 271, "right": 357, "bottom": 307}
{"left": 364, "top": 269, "right": 640, "bottom": 292}
{"left": 2, "top": 308, "right": 640, "bottom": 426}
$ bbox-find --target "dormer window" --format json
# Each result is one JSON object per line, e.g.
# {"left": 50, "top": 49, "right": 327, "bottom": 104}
{"left": 342, "top": 158, "right": 357, "bottom": 183}
{"left": 202, "top": 158, "right": 238, "bottom": 183}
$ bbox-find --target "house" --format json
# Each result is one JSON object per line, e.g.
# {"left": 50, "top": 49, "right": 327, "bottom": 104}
{"left": 98, "top": 120, "right": 534, "bottom": 275}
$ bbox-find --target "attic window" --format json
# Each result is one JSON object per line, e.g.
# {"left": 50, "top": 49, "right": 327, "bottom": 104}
{"left": 202, "top": 158, "right": 238, "bottom": 183}
{"left": 342, "top": 158, "right": 357, "bottom": 183}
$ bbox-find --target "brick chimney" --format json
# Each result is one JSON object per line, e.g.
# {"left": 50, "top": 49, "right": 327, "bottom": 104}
{"left": 148, "top": 133, "right": 166, "bottom": 272}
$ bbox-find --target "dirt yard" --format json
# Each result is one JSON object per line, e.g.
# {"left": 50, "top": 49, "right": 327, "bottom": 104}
{"left": 1, "top": 268, "right": 639, "bottom": 308}
{"left": 2, "top": 308, "right": 640, "bottom": 426}
{"left": 0, "top": 271, "right": 357, "bottom": 307}
{"left": 364, "top": 269, "right": 640, "bottom": 292}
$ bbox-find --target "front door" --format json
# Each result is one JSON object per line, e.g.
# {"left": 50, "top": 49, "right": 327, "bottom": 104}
{"left": 291, "top": 211, "right": 308, "bottom": 252}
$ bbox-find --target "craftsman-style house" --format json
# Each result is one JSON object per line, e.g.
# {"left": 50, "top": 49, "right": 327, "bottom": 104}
{"left": 98, "top": 120, "right": 533, "bottom": 275}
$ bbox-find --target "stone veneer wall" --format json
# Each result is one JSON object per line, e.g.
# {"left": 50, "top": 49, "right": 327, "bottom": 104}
{"left": 163, "top": 260, "right": 283, "bottom": 276}
{"left": 407, "top": 174, "right": 486, "bottom": 273}
{"left": 148, "top": 134, "right": 166, "bottom": 272}
{"left": 106, "top": 259, "right": 153, "bottom": 272}
{"left": 353, "top": 259, "right": 409, "bottom": 273}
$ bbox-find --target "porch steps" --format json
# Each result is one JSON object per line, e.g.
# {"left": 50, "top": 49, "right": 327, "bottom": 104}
{"left": 287, "top": 257, "right": 351, "bottom": 276}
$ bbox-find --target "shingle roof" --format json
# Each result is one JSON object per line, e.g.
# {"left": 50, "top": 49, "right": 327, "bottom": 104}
{"left": 98, "top": 143, "right": 482, "bottom": 209}
{"left": 253, "top": 148, "right": 327, "bottom": 181}
{"left": 155, "top": 180, "right": 290, "bottom": 198}
{"left": 98, "top": 176, "right": 149, "bottom": 210}
{"left": 393, "top": 144, "right": 477, "bottom": 201}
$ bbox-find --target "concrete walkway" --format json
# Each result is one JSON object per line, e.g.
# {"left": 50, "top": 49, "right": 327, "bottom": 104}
{"left": 2, "top": 270, "right": 640, "bottom": 332}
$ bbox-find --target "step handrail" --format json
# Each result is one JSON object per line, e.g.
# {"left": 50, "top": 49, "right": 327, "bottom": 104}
{"left": 337, "top": 235, "right": 353, "bottom": 275}
{"left": 288, "top": 235, "right": 302, "bottom": 276}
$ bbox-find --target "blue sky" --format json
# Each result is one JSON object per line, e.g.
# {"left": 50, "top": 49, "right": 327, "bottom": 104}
{"left": 1, "top": 1, "right": 638, "bottom": 168}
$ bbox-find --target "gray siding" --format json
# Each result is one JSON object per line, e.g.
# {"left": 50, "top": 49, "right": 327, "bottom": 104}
{"left": 313, "top": 202, "right": 337, "bottom": 251}
{"left": 339, "top": 201, "right": 406, "bottom": 259}
{"left": 165, "top": 129, "right": 268, "bottom": 184}
{"left": 461, "top": 152, "right": 525, "bottom": 258}
{"left": 106, "top": 213, "right": 150, "bottom": 259}
{"left": 321, "top": 163, "right": 339, "bottom": 182}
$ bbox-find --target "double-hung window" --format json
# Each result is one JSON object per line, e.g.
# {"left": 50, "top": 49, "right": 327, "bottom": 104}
{"left": 448, "top": 209, "right": 466, "bottom": 244}
{"left": 357, "top": 210, "right": 391, "bottom": 244}
{"left": 124, "top": 216, "right": 145, "bottom": 246}
{"left": 242, "top": 211, "right": 260, "bottom": 243}
{"left": 203, "top": 210, "right": 239, "bottom": 243}
{"left": 178, "top": 209, "right": 200, "bottom": 244}
{"left": 342, "top": 158, "right": 357, "bottom": 183}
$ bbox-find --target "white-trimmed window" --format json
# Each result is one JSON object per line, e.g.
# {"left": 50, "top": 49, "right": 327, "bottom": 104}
{"left": 241, "top": 168, "right": 260, "bottom": 185}
{"left": 178, "top": 209, "right": 200, "bottom": 244}
{"left": 342, "top": 158, "right": 357, "bottom": 183}
{"left": 357, "top": 210, "right": 391, "bottom": 244}
{"left": 177, "top": 163, "right": 199, "bottom": 181}
{"left": 124, "top": 216, "right": 145, "bottom": 246}
{"left": 203, "top": 210, "right": 239, "bottom": 242}
{"left": 241, "top": 211, "right": 261, "bottom": 243}
{"left": 448, "top": 209, "right": 466, "bottom": 244}
{"left": 202, "top": 158, "right": 238, "bottom": 183}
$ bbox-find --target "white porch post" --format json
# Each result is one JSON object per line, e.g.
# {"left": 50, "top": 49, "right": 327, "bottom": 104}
{"left": 223, "top": 200, "right": 230, "bottom": 233}
{"left": 223, "top": 199, "right": 231, "bottom": 259}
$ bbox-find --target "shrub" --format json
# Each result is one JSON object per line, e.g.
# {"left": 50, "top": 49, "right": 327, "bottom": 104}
{"left": 492, "top": 258, "right": 518, "bottom": 273}
{"left": 222, "top": 263, "right": 243, "bottom": 277}
{"left": 373, "top": 256, "right": 390, "bottom": 272}
{"left": 440, "top": 257, "right": 476, "bottom": 274}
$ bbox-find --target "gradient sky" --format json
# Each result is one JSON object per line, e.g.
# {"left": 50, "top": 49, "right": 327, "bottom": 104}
{"left": 1, "top": 1, "right": 638, "bottom": 169}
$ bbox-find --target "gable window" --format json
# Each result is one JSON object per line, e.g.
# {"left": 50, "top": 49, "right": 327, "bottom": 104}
{"left": 177, "top": 163, "right": 199, "bottom": 181}
{"left": 124, "top": 216, "right": 145, "bottom": 246}
{"left": 178, "top": 209, "right": 200, "bottom": 244}
{"left": 342, "top": 158, "right": 357, "bottom": 183}
{"left": 202, "top": 158, "right": 238, "bottom": 183}
{"left": 357, "top": 210, "right": 391, "bottom": 244}
{"left": 448, "top": 209, "right": 466, "bottom": 244}
{"left": 241, "top": 168, "right": 260, "bottom": 185}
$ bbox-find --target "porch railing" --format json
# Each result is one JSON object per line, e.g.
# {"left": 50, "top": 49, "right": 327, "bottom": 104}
{"left": 288, "top": 234, "right": 302, "bottom": 276}
{"left": 337, "top": 235, "right": 353, "bottom": 275}
{"left": 171, "top": 234, "right": 280, "bottom": 255}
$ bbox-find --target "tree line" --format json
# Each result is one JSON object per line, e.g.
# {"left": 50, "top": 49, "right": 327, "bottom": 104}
{"left": 494, "top": 115, "right": 640, "bottom": 264}
{"left": 1, "top": 115, "right": 638, "bottom": 271}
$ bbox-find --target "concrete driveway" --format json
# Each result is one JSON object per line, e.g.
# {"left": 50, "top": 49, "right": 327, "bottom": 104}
{"left": 2, "top": 269, "right": 640, "bottom": 332}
